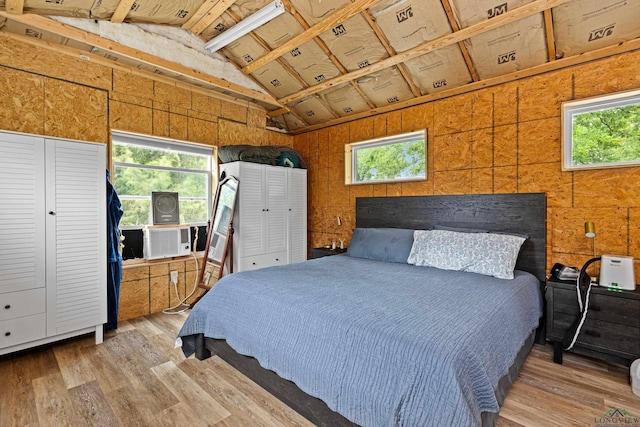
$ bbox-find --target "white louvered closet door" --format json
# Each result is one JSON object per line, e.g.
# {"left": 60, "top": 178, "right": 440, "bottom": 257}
{"left": 287, "top": 168, "right": 307, "bottom": 264}
{"left": 45, "top": 139, "right": 106, "bottom": 337}
{"left": 0, "top": 133, "right": 45, "bottom": 294}
{"left": 265, "top": 166, "right": 287, "bottom": 255}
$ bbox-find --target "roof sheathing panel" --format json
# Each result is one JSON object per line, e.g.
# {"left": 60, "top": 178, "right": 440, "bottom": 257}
{"left": 322, "top": 83, "right": 371, "bottom": 117}
{"left": 552, "top": 0, "right": 640, "bottom": 58}
{"left": 318, "top": 14, "right": 389, "bottom": 71}
{"left": 356, "top": 66, "right": 414, "bottom": 107}
{"left": 449, "top": 0, "right": 536, "bottom": 28}
{"left": 464, "top": 13, "right": 548, "bottom": 80}
{"left": 404, "top": 44, "right": 473, "bottom": 94}
{"left": 369, "top": 0, "right": 452, "bottom": 53}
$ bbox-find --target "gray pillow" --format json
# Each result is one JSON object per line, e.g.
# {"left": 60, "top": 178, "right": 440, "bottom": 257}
{"left": 346, "top": 228, "right": 415, "bottom": 263}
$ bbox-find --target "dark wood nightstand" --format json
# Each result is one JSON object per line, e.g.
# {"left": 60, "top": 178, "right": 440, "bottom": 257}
{"left": 546, "top": 279, "right": 640, "bottom": 366}
{"left": 310, "top": 247, "right": 347, "bottom": 259}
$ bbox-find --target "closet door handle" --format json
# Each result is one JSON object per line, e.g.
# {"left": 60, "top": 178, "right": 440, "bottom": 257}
{"left": 4, "top": 305, "right": 10, "bottom": 310}
{"left": 4, "top": 331, "right": 10, "bottom": 337}
{"left": 49, "top": 211, "right": 55, "bottom": 215}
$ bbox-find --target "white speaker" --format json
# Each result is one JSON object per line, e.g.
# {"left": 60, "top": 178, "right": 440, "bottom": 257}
{"left": 152, "top": 192, "right": 180, "bottom": 225}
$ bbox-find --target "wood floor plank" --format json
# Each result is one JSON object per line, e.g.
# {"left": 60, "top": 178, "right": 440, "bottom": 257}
{"left": 53, "top": 339, "right": 97, "bottom": 389}
{"left": 180, "top": 358, "right": 289, "bottom": 427}
{"left": 0, "top": 357, "right": 39, "bottom": 426}
{"left": 151, "top": 360, "right": 231, "bottom": 424}
{"left": 67, "top": 380, "right": 121, "bottom": 427}
{"left": 206, "top": 356, "right": 314, "bottom": 427}
{"left": 32, "top": 372, "right": 87, "bottom": 426}
{"left": 104, "top": 385, "right": 158, "bottom": 426}
{"left": 78, "top": 344, "right": 130, "bottom": 394}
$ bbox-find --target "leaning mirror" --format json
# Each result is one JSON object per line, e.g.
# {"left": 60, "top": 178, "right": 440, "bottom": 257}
{"left": 562, "top": 88, "right": 640, "bottom": 170}
{"left": 190, "top": 175, "right": 239, "bottom": 307}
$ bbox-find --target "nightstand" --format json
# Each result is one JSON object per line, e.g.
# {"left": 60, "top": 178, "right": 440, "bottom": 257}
{"left": 310, "top": 247, "right": 347, "bottom": 259}
{"left": 545, "top": 279, "right": 640, "bottom": 366}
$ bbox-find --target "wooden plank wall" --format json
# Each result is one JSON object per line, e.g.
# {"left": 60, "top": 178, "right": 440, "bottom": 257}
{"left": 0, "top": 34, "right": 290, "bottom": 320}
{"left": 294, "top": 49, "right": 640, "bottom": 283}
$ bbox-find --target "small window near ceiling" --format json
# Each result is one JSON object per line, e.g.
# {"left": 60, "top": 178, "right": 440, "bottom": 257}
{"left": 112, "top": 132, "right": 214, "bottom": 228}
{"left": 345, "top": 130, "right": 426, "bottom": 185}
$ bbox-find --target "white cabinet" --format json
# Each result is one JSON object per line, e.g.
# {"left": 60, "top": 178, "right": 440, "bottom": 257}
{"left": 0, "top": 130, "right": 106, "bottom": 355}
{"left": 220, "top": 161, "right": 307, "bottom": 272}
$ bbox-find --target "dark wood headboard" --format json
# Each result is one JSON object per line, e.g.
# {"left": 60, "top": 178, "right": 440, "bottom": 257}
{"left": 355, "top": 193, "right": 547, "bottom": 282}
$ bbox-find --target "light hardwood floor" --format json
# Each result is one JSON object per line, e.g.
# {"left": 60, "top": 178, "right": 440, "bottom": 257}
{"left": 1, "top": 312, "right": 639, "bottom": 426}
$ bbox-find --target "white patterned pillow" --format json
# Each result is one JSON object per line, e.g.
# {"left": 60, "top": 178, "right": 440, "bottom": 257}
{"left": 407, "top": 230, "right": 527, "bottom": 279}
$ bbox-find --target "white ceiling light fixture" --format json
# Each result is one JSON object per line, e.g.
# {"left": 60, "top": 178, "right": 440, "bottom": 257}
{"left": 204, "top": 0, "right": 286, "bottom": 52}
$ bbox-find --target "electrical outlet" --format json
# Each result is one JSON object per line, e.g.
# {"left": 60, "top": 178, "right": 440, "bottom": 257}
{"left": 170, "top": 270, "right": 178, "bottom": 284}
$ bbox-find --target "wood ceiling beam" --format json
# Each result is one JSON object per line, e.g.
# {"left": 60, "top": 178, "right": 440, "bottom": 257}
{"left": 241, "top": 0, "right": 382, "bottom": 75}
{"left": 440, "top": 0, "right": 479, "bottom": 82}
{"left": 185, "top": 0, "right": 236, "bottom": 35}
{"left": 0, "top": 12, "right": 283, "bottom": 109}
{"left": 278, "top": 0, "right": 572, "bottom": 105}
{"left": 5, "top": 0, "right": 24, "bottom": 15}
{"left": 110, "top": 0, "right": 136, "bottom": 23}
{"left": 544, "top": 9, "right": 557, "bottom": 62}
{"left": 289, "top": 37, "right": 640, "bottom": 134}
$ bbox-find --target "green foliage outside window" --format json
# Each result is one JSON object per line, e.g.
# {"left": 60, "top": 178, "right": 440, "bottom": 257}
{"left": 572, "top": 104, "right": 640, "bottom": 166}
{"left": 354, "top": 138, "right": 425, "bottom": 183}
{"left": 113, "top": 142, "right": 211, "bottom": 227}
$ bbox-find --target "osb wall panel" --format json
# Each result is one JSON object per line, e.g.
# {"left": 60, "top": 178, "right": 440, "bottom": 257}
{"left": 120, "top": 257, "right": 201, "bottom": 321}
{"left": 44, "top": 78, "right": 108, "bottom": 143}
{"left": 295, "top": 50, "right": 640, "bottom": 282}
{"left": 0, "top": 35, "right": 111, "bottom": 91}
{"left": 0, "top": 66, "right": 45, "bottom": 135}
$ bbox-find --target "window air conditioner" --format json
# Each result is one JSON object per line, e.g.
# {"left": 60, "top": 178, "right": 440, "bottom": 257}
{"left": 143, "top": 225, "right": 191, "bottom": 260}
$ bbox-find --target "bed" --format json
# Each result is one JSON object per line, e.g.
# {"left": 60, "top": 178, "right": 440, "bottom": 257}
{"left": 178, "top": 193, "right": 547, "bottom": 426}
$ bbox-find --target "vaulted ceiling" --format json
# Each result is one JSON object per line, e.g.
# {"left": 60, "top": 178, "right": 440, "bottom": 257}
{"left": 1, "top": 0, "right": 639, "bottom": 134}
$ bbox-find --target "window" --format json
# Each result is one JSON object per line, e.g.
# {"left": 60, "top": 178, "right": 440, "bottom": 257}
{"left": 112, "top": 132, "right": 214, "bottom": 228}
{"left": 345, "top": 130, "right": 426, "bottom": 184}
{"left": 562, "top": 89, "right": 640, "bottom": 170}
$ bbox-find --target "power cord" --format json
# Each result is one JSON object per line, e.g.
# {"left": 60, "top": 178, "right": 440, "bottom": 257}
{"left": 163, "top": 226, "right": 201, "bottom": 315}
{"left": 563, "top": 257, "right": 600, "bottom": 351}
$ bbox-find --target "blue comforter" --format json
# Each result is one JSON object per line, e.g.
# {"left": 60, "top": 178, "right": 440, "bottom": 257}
{"left": 179, "top": 255, "right": 542, "bottom": 426}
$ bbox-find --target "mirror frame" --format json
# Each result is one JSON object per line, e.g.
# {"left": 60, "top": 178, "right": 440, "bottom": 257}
{"left": 562, "top": 88, "right": 640, "bottom": 171}
{"left": 190, "top": 175, "right": 239, "bottom": 307}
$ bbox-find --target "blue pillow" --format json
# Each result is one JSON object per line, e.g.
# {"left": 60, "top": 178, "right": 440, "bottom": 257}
{"left": 346, "top": 228, "right": 415, "bottom": 263}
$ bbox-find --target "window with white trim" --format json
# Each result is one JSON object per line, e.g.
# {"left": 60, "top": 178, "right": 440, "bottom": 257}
{"left": 345, "top": 130, "right": 426, "bottom": 185}
{"left": 112, "top": 132, "right": 214, "bottom": 228}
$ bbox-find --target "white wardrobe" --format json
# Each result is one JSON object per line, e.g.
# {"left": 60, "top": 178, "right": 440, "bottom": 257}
{"left": 220, "top": 161, "right": 307, "bottom": 272}
{"left": 0, "top": 130, "right": 106, "bottom": 355}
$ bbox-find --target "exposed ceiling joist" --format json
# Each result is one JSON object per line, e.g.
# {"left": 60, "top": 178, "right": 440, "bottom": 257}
{"left": 277, "top": 0, "right": 572, "bottom": 105}
{"left": 0, "top": 11, "right": 283, "bottom": 110}
{"left": 440, "top": 0, "right": 479, "bottom": 82}
{"left": 292, "top": 37, "right": 640, "bottom": 134}
{"left": 5, "top": 0, "right": 24, "bottom": 15}
{"left": 110, "top": 0, "right": 136, "bottom": 23}
{"left": 543, "top": 9, "right": 557, "bottom": 62}
{"left": 185, "top": 0, "right": 236, "bottom": 35}
{"left": 241, "top": 0, "right": 381, "bottom": 75}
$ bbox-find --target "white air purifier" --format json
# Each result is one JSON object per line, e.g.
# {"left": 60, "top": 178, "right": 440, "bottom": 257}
{"left": 599, "top": 254, "right": 636, "bottom": 291}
